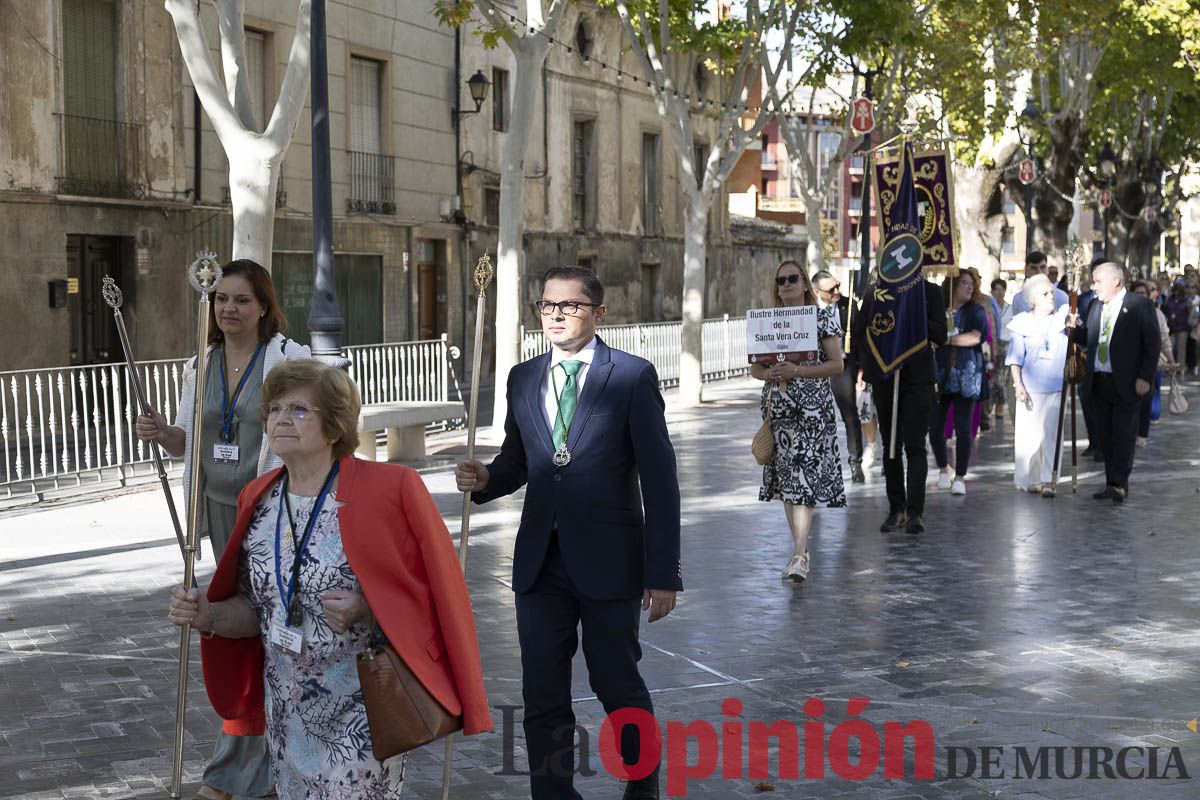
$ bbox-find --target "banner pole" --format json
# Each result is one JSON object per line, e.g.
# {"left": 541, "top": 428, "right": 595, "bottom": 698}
{"left": 888, "top": 367, "right": 901, "bottom": 461}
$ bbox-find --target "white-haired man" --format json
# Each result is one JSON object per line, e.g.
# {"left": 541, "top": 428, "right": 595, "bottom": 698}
{"left": 1071, "top": 262, "right": 1161, "bottom": 502}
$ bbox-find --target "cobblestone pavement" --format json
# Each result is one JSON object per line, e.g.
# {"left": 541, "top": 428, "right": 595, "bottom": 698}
{"left": 2, "top": 379, "right": 1199, "bottom": 799}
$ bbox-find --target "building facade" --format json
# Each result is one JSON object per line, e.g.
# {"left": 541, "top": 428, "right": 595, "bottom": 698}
{"left": 0, "top": 0, "right": 463, "bottom": 371}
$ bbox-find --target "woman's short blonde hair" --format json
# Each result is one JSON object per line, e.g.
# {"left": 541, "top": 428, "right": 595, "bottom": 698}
{"left": 262, "top": 360, "right": 361, "bottom": 460}
{"left": 1021, "top": 273, "right": 1053, "bottom": 307}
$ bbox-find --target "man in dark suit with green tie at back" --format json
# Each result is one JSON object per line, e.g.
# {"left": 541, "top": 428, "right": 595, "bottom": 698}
{"left": 456, "top": 266, "right": 682, "bottom": 799}
{"left": 1072, "top": 262, "right": 1161, "bottom": 502}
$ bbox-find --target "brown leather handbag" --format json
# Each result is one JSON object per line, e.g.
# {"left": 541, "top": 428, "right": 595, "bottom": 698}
{"left": 357, "top": 642, "right": 463, "bottom": 760}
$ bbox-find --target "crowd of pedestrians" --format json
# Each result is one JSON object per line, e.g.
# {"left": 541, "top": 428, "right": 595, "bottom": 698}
{"left": 755, "top": 252, "right": 1196, "bottom": 584}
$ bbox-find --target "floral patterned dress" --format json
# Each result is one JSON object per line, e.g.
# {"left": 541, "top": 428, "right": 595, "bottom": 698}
{"left": 239, "top": 480, "right": 405, "bottom": 799}
{"left": 758, "top": 304, "right": 847, "bottom": 508}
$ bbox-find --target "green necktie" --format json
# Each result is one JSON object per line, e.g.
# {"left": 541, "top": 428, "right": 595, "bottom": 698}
{"left": 551, "top": 360, "right": 583, "bottom": 450}
{"left": 1097, "top": 301, "right": 1115, "bottom": 364}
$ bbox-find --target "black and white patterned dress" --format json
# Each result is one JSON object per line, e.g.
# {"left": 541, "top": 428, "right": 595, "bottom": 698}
{"left": 239, "top": 480, "right": 405, "bottom": 799}
{"left": 758, "top": 304, "right": 847, "bottom": 508}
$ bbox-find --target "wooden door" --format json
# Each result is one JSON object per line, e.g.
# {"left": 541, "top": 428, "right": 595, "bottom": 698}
{"left": 67, "top": 235, "right": 121, "bottom": 365}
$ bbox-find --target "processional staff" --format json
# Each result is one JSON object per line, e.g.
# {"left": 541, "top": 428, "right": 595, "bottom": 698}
{"left": 441, "top": 251, "right": 495, "bottom": 800}
{"left": 1050, "top": 244, "right": 1086, "bottom": 494}
{"left": 101, "top": 276, "right": 188, "bottom": 563}
{"left": 169, "top": 250, "right": 222, "bottom": 799}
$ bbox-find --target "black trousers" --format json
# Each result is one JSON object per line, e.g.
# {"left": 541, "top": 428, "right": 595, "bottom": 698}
{"left": 515, "top": 537, "right": 654, "bottom": 800}
{"left": 830, "top": 364, "right": 864, "bottom": 465}
{"left": 1079, "top": 377, "right": 1098, "bottom": 448}
{"left": 1091, "top": 373, "right": 1140, "bottom": 491}
{"left": 929, "top": 394, "right": 976, "bottom": 476}
{"left": 873, "top": 378, "right": 934, "bottom": 517}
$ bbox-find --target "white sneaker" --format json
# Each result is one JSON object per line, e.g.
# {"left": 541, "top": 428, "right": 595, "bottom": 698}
{"left": 862, "top": 445, "right": 876, "bottom": 469}
{"left": 951, "top": 478, "right": 967, "bottom": 495}
{"left": 783, "top": 552, "right": 810, "bottom": 582}
{"left": 937, "top": 469, "right": 953, "bottom": 490}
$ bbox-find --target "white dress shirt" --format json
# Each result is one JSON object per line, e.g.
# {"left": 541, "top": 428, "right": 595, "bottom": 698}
{"left": 542, "top": 336, "right": 597, "bottom": 433}
{"left": 1094, "top": 288, "right": 1126, "bottom": 374}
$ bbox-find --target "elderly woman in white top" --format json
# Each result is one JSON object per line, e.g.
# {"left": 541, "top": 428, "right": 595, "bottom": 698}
{"left": 1006, "top": 273, "right": 1072, "bottom": 497}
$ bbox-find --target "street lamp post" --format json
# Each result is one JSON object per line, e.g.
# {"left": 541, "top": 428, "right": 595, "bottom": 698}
{"left": 1098, "top": 142, "right": 1117, "bottom": 261}
{"left": 307, "top": 0, "right": 347, "bottom": 368}
{"left": 1016, "top": 98, "right": 1042, "bottom": 258}
{"left": 1140, "top": 165, "right": 1162, "bottom": 279}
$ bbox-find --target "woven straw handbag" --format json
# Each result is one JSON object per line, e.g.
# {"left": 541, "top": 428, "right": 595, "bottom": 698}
{"left": 1169, "top": 375, "right": 1189, "bottom": 415}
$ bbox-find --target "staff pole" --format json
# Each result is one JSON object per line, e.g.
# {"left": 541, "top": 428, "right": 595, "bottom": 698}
{"left": 101, "top": 277, "right": 188, "bottom": 563}
{"left": 888, "top": 366, "right": 901, "bottom": 460}
{"left": 169, "top": 252, "right": 221, "bottom": 798}
{"left": 441, "top": 252, "right": 496, "bottom": 800}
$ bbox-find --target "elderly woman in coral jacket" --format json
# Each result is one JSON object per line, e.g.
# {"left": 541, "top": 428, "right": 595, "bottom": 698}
{"left": 168, "top": 360, "right": 491, "bottom": 798}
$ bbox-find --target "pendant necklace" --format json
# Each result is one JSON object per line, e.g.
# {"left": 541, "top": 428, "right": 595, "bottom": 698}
{"left": 551, "top": 368, "right": 573, "bottom": 467}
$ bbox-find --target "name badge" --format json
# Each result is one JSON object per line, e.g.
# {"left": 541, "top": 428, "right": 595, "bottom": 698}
{"left": 269, "top": 622, "right": 303, "bottom": 656}
{"left": 213, "top": 443, "right": 240, "bottom": 464}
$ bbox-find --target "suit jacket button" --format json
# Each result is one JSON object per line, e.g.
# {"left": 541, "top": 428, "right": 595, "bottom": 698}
{"left": 553, "top": 474, "right": 562, "bottom": 482}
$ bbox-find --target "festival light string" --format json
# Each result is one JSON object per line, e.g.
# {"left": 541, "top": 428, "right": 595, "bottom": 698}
{"left": 478, "top": 3, "right": 840, "bottom": 120}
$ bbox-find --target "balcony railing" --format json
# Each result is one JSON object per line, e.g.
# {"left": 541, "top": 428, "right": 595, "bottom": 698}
{"left": 760, "top": 153, "right": 778, "bottom": 170}
{"left": 348, "top": 151, "right": 396, "bottom": 214}
{"left": 57, "top": 114, "right": 144, "bottom": 198}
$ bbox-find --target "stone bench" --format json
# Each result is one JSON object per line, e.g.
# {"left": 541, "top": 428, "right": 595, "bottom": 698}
{"left": 356, "top": 401, "right": 465, "bottom": 461}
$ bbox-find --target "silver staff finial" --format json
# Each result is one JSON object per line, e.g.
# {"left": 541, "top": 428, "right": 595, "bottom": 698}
{"left": 188, "top": 249, "right": 222, "bottom": 294}
{"left": 473, "top": 251, "right": 495, "bottom": 296}
{"left": 101, "top": 276, "right": 124, "bottom": 310}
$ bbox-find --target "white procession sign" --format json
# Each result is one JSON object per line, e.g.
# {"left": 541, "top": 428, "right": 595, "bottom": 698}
{"left": 746, "top": 306, "right": 820, "bottom": 364}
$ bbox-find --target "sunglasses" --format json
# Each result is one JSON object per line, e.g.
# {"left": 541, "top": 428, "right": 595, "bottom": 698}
{"left": 775, "top": 274, "right": 802, "bottom": 287}
{"left": 817, "top": 283, "right": 842, "bottom": 294}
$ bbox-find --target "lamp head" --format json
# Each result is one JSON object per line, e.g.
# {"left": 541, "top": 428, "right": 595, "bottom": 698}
{"left": 467, "top": 70, "right": 490, "bottom": 112}
{"left": 1098, "top": 142, "right": 1118, "bottom": 180}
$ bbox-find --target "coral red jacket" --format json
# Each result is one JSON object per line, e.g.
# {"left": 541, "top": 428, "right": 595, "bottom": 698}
{"left": 200, "top": 456, "right": 493, "bottom": 737}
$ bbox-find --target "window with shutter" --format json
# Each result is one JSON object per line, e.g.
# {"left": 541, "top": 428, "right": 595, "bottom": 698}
{"left": 492, "top": 68, "right": 509, "bottom": 132}
{"left": 62, "top": 0, "right": 116, "bottom": 121}
{"left": 350, "top": 57, "right": 382, "bottom": 154}
{"left": 642, "top": 133, "right": 660, "bottom": 236}
{"left": 572, "top": 120, "right": 595, "bottom": 230}
{"left": 61, "top": 0, "right": 122, "bottom": 194}
{"left": 244, "top": 30, "right": 266, "bottom": 133}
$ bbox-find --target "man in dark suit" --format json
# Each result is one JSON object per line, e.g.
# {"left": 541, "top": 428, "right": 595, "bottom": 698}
{"left": 851, "top": 278, "right": 948, "bottom": 535}
{"left": 1072, "top": 262, "right": 1160, "bottom": 502}
{"left": 813, "top": 270, "right": 865, "bottom": 482}
{"left": 456, "top": 266, "right": 681, "bottom": 800}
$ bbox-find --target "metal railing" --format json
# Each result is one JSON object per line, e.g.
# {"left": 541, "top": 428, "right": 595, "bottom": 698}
{"left": 1, "top": 339, "right": 459, "bottom": 498}
{"left": 345, "top": 337, "right": 450, "bottom": 405}
{"left": 56, "top": 114, "right": 145, "bottom": 198}
{"left": 1, "top": 359, "right": 185, "bottom": 496}
{"left": 522, "top": 315, "right": 751, "bottom": 388}
{"left": 347, "top": 151, "right": 396, "bottom": 214}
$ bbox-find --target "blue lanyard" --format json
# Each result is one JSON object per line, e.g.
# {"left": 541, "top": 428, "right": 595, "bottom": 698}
{"left": 218, "top": 343, "right": 264, "bottom": 443}
{"left": 273, "top": 461, "right": 340, "bottom": 627}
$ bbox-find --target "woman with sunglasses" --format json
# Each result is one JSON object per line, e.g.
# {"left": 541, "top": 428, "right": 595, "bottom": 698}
{"left": 752, "top": 261, "right": 846, "bottom": 584}
{"left": 136, "top": 259, "right": 309, "bottom": 800}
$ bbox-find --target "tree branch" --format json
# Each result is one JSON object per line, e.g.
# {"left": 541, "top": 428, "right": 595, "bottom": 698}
{"left": 216, "top": 0, "right": 258, "bottom": 131}
{"left": 165, "top": 0, "right": 244, "bottom": 144}
{"left": 263, "top": 0, "right": 312, "bottom": 153}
